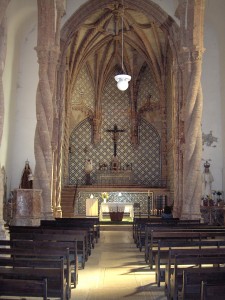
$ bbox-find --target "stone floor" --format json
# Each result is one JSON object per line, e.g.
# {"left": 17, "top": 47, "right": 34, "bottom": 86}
{"left": 71, "top": 225, "right": 167, "bottom": 300}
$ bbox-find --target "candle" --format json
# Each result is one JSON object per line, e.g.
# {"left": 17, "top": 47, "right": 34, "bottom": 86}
{"left": 148, "top": 190, "right": 150, "bottom": 196}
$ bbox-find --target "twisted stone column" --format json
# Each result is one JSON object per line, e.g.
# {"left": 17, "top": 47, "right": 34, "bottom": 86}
{"left": 173, "top": 0, "right": 205, "bottom": 219}
{"left": 34, "top": 0, "right": 63, "bottom": 219}
{"left": 181, "top": 50, "right": 203, "bottom": 219}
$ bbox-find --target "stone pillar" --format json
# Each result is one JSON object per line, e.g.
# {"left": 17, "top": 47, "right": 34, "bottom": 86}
{"left": 0, "top": 2, "right": 10, "bottom": 239}
{"left": 34, "top": 0, "right": 64, "bottom": 219}
{"left": 174, "top": 0, "right": 205, "bottom": 220}
{"left": 10, "top": 189, "right": 42, "bottom": 226}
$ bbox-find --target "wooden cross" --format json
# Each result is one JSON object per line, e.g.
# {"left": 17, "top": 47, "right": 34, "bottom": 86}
{"left": 106, "top": 124, "right": 125, "bottom": 157}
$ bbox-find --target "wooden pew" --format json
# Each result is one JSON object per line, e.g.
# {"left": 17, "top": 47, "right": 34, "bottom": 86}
{"left": 201, "top": 281, "right": 225, "bottom": 300}
{"left": 137, "top": 219, "right": 202, "bottom": 252}
{"left": 0, "top": 254, "right": 67, "bottom": 299}
{"left": 155, "top": 238, "right": 225, "bottom": 287}
{"left": 41, "top": 218, "right": 99, "bottom": 247}
{"left": 182, "top": 267, "right": 225, "bottom": 300}
{"left": 0, "top": 246, "right": 71, "bottom": 298}
{"left": 0, "top": 277, "right": 48, "bottom": 299}
{"left": 0, "top": 239, "right": 78, "bottom": 288}
{"left": 133, "top": 217, "right": 162, "bottom": 244}
{"left": 146, "top": 226, "right": 225, "bottom": 267}
{"left": 165, "top": 248, "right": 225, "bottom": 300}
{"left": 9, "top": 225, "right": 89, "bottom": 269}
{"left": 55, "top": 217, "right": 100, "bottom": 241}
{"left": 133, "top": 217, "right": 181, "bottom": 248}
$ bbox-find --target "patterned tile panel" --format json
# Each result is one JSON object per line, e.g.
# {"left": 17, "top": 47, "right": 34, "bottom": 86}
{"left": 75, "top": 191, "right": 166, "bottom": 215}
{"left": 69, "top": 73, "right": 161, "bottom": 186}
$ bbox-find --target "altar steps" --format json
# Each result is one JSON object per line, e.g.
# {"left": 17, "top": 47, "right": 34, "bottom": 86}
{"left": 61, "top": 186, "right": 76, "bottom": 217}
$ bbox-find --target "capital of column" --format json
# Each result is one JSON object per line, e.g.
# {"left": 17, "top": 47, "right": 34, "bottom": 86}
{"left": 178, "top": 47, "right": 205, "bottom": 69}
{"left": 190, "top": 48, "right": 205, "bottom": 63}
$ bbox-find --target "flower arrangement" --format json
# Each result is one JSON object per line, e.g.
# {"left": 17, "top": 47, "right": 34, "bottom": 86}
{"left": 101, "top": 192, "right": 109, "bottom": 201}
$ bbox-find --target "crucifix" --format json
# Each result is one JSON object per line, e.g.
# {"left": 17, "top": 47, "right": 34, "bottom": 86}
{"left": 106, "top": 124, "right": 125, "bottom": 157}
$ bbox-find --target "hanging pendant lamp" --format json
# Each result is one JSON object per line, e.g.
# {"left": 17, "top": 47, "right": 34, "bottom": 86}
{"left": 115, "top": 1, "right": 131, "bottom": 91}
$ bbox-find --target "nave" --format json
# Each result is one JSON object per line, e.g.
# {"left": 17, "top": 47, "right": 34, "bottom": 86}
{"left": 72, "top": 225, "right": 166, "bottom": 300}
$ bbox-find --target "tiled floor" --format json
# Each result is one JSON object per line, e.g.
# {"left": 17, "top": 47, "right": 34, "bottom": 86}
{"left": 71, "top": 225, "right": 167, "bottom": 300}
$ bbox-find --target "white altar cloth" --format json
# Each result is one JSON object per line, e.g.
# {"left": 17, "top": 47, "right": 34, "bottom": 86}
{"left": 100, "top": 202, "right": 134, "bottom": 221}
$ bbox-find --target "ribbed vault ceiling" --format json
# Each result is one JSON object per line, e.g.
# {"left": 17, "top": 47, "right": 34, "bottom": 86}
{"left": 66, "top": 1, "right": 170, "bottom": 91}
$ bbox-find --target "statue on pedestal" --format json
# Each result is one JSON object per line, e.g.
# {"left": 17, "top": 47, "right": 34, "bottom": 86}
{"left": 20, "top": 160, "right": 33, "bottom": 189}
{"left": 202, "top": 160, "right": 214, "bottom": 199}
{"left": 84, "top": 159, "right": 93, "bottom": 185}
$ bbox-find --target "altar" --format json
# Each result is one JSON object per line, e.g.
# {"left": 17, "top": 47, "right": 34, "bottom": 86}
{"left": 100, "top": 202, "right": 134, "bottom": 221}
{"left": 96, "top": 170, "right": 133, "bottom": 185}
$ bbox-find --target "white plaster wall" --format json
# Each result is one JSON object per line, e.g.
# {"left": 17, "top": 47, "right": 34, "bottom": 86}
{"left": 201, "top": 0, "right": 225, "bottom": 195}
{"left": 11, "top": 21, "right": 38, "bottom": 190}
{"left": 2, "top": 0, "right": 37, "bottom": 192}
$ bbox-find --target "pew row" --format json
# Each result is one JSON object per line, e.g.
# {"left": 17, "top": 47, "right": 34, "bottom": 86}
{"left": 0, "top": 277, "right": 48, "bottom": 300}
{"left": 165, "top": 248, "right": 225, "bottom": 300}
{"left": 0, "top": 254, "right": 67, "bottom": 299}
{"left": 41, "top": 217, "right": 100, "bottom": 246}
{"left": 155, "top": 238, "right": 225, "bottom": 287}
{"left": 146, "top": 227, "right": 225, "bottom": 267}
{"left": 182, "top": 267, "right": 225, "bottom": 300}
{"left": 9, "top": 226, "right": 89, "bottom": 269}
{"left": 145, "top": 227, "right": 225, "bottom": 268}
{"left": 201, "top": 281, "right": 225, "bottom": 300}
{"left": 0, "top": 239, "right": 78, "bottom": 288}
{"left": 134, "top": 218, "right": 201, "bottom": 250}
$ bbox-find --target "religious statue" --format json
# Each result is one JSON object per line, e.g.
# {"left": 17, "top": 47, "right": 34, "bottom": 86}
{"left": 84, "top": 145, "right": 93, "bottom": 185}
{"left": 201, "top": 161, "right": 214, "bottom": 199}
{"left": 0, "top": 165, "right": 6, "bottom": 221}
{"left": 20, "top": 160, "right": 33, "bottom": 189}
{"left": 84, "top": 159, "right": 93, "bottom": 185}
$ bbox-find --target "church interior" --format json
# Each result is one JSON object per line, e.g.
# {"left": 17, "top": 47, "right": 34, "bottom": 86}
{"left": 0, "top": 0, "right": 225, "bottom": 299}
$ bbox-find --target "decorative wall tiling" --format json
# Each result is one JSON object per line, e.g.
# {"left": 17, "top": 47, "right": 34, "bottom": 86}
{"left": 69, "top": 118, "right": 161, "bottom": 186}
{"left": 69, "top": 65, "right": 162, "bottom": 186}
{"left": 75, "top": 191, "right": 167, "bottom": 216}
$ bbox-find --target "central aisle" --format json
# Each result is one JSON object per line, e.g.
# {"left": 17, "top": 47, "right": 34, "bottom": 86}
{"left": 71, "top": 226, "right": 167, "bottom": 300}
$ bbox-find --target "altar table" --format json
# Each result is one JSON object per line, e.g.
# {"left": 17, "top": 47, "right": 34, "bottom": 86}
{"left": 100, "top": 202, "right": 134, "bottom": 221}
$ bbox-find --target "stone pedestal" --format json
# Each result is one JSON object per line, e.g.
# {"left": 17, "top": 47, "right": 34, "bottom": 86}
{"left": 0, "top": 221, "right": 9, "bottom": 239}
{"left": 10, "top": 189, "right": 42, "bottom": 226}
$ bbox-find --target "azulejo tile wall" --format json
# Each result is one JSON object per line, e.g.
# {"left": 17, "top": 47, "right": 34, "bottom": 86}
{"left": 69, "top": 117, "right": 161, "bottom": 186}
{"left": 69, "top": 67, "right": 161, "bottom": 186}
{"left": 75, "top": 192, "right": 167, "bottom": 215}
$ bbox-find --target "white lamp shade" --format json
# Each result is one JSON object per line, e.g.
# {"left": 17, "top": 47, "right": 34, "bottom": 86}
{"left": 114, "top": 74, "right": 131, "bottom": 91}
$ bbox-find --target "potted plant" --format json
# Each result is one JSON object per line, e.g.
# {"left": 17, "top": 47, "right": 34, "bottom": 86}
{"left": 101, "top": 192, "right": 109, "bottom": 203}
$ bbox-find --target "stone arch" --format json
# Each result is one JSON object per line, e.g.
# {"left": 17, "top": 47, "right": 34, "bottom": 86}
{"left": 57, "top": 0, "right": 182, "bottom": 207}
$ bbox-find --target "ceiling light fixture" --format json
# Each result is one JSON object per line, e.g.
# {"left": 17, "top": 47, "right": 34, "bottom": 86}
{"left": 114, "top": 1, "right": 131, "bottom": 91}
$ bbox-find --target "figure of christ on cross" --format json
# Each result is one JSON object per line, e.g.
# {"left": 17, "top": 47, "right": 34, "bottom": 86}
{"left": 106, "top": 124, "right": 125, "bottom": 157}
